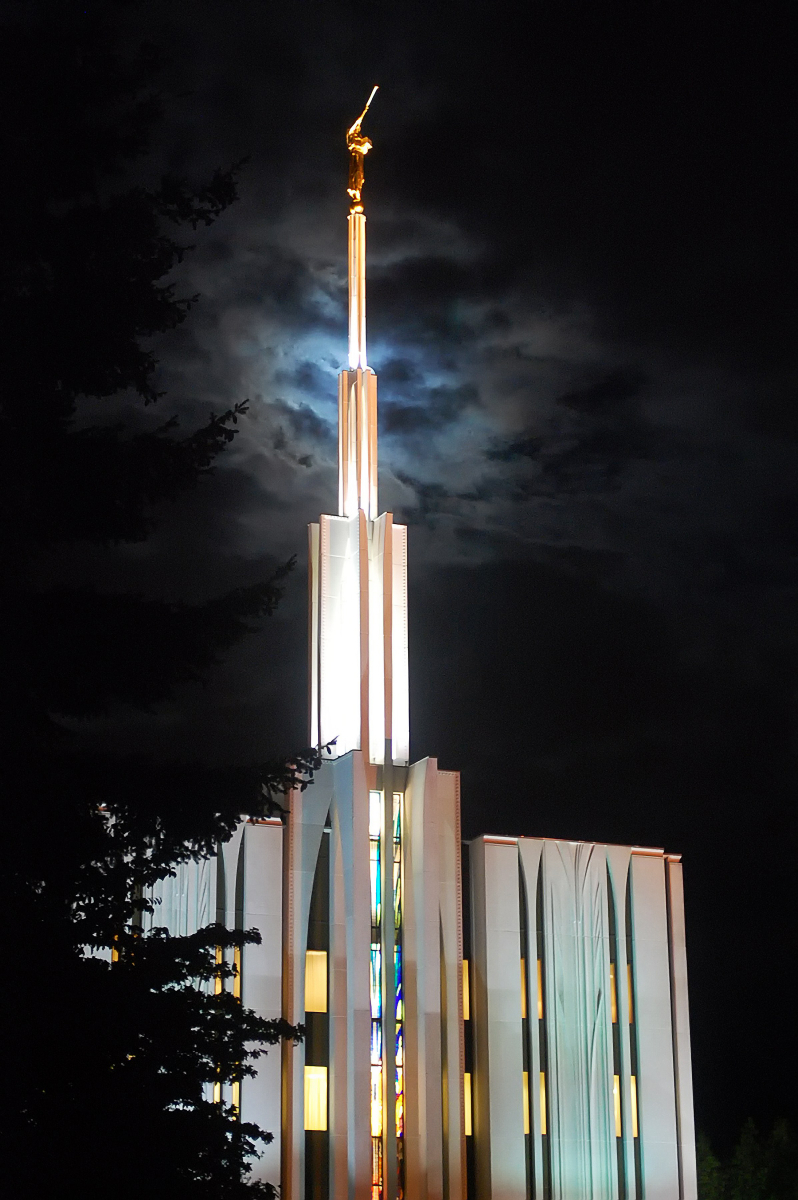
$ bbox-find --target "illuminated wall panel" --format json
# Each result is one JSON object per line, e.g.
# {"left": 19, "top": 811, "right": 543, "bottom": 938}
{"left": 540, "top": 839, "right": 617, "bottom": 1200}
{"left": 238, "top": 821, "right": 284, "bottom": 1188}
{"left": 318, "top": 514, "right": 363, "bottom": 756}
{"left": 367, "top": 519, "right": 388, "bottom": 765}
{"left": 312, "top": 514, "right": 407, "bottom": 769}
{"left": 390, "top": 524, "right": 409, "bottom": 766}
{"left": 629, "top": 853, "right": 680, "bottom": 1200}
{"left": 667, "top": 858, "right": 698, "bottom": 1200}
{"left": 469, "top": 837, "right": 526, "bottom": 1200}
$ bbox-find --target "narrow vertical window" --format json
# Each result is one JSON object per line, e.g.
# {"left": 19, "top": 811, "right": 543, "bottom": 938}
{"left": 627, "top": 963, "right": 634, "bottom": 1025}
{"left": 370, "top": 839, "right": 381, "bottom": 929}
{"left": 520, "top": 958, "right": 527, "bottom": 1019}
{"left": 305, "top": 824, "right": 331, "bottom": 1200}
{"left": 369, "top": 790, "right": 381, "bottom": 839}
{"left": 536, "top": 861, "right": 551, "bottom": 1199}
{"left": 232, "top": 944, "right": 242, "bottom": 1112}
{"left": 464, "top": 1072, "right": 473, "bottom": 1136}
{"left": 607, "top": 866, "right": 627, "bottom": 1198}
{"left": 462, "top": 959, "right": 470, "bottom": 1021}
{"left": 393, "top": 792, "right": 405, "bottom": 1198}
{"left": 626, "top": 874, "right": 642, "bottom": 1200}
{"left": 233, "top": 945, "right": 242, "bottom": 1001}
{"left": 368, "top": 789, "right": 386, "bottom": 1200}
{"left": 305, "top": 1065, "right": 328, "bottom": 1131}
{"left": 305, "top": 950, "right": 328, "bottom": 1012}
{"left": 371, "top": 1064, "right": 383, "bottom": 1136}
{"left": 522, "top": 1071, "right": 530, "bottom": 1134}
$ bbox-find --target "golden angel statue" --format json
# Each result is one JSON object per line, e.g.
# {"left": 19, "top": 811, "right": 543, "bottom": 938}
{"left": 347, "top": 86, "right": 378, "bottom": 209}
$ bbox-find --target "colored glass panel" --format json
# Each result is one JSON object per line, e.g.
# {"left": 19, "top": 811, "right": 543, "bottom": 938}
{"left": 370, "top": 839, "right": 381, "bottom": 928}
{"left": 370, "top": 945, "right": 382, "bottom": 1018}
{"left": 394, "top": 943, "right": 403, "bottom": 1020}
{"left": 395, "top": 1024, "right": 404, "bottom": 1136}
{"left": 371, "top": 1019, "right": 382, "bottom": 1065}
{"left": 371, "top": 1137, "right": 383, "bottom": 1200}
{"left": 393, "top": 859, "right": 401, "bottom": 928}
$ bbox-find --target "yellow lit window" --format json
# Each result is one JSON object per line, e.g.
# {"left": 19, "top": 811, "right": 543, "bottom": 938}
{"left": 305, "top": 949, "right": 328, "bottom": 1012}
{"left": 627, "top": 963, "right": 634, "bottom": 1025}
{"left": 213, "top": 1081, "right": 221, "bottom": 1104}
{"left": 462, "top": 959, "right": 470, "bottom": 1021}
{"left": 522, "top": 1071, "right": 530, "bottom": 1134}
{"left": 539, "top": 1072, "right": 547, "bottom": 1136}
{"left": 537, "top": 959, "right": 544, "bottom": 1020}
{"left": 232, "top": 1079, "right": 240, "bottom": 1113}
{"left": 214, "top": 945, "right": 223, "bottom": 995}
{"left": 613, "top": 1074, "right": 622, "bottom": 1137}
{"left": 520, "top": 958, "right": 527, "bottom": 1019}
{"left": 630, "top": 1076, "right": 639, "bottom": 1139}
{"left": 610, "top": 962, "right": 618, "bottom": 1023}
{"left": 304, "top": 1065, "right": 328, "bottom": 1131}
{"left": 233, "top": 945, "right": 242, "bottom": 1001}
{"left": 464, "top": 1072, "right": 472, "bottom": 1136}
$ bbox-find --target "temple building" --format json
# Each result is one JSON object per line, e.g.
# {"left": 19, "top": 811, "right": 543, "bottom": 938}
{"left": 150, "top": 97, "right": 698, "bottom": 1200}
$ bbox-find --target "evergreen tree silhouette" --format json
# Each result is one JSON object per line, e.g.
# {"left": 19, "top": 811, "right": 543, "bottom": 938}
{"left": 0, "top": 4, "right": 319, "bottom": 1194}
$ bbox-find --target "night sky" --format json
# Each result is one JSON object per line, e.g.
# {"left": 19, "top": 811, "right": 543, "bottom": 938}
{"left": 68, "top": 0, "right": 796, "bottom": 1147}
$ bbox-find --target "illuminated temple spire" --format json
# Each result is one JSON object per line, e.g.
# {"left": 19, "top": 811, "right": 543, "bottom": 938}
{"left": 309, "top": 88, "right": 409, "bottom": 765}
{"left": 339, "top": 86, "right": 378, "bottom": 519}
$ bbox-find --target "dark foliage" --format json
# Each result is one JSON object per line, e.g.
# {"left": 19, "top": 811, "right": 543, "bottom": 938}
{"left": 697, "top": 1121, "right": 798, "bottom": 1200}
{"left": 0, "top": 3, "right": 316, "bottom": 1195}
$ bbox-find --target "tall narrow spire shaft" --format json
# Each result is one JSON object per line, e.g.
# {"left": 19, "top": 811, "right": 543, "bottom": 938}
{"left": 348, "top": 211, "right": 367, "bottom": 370}
{"left": 339, "top": 205, "right": 377, "bottom": 519}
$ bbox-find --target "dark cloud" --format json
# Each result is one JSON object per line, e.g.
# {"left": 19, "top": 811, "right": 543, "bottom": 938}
{"left": 485, "top": 435, "right": 544, "bottom": 463}
{"left": 556, "top": 369, "right": 646, "bottom": 413}
{"left": 376, "top": 357, "right": 423, "bottom": 385}
{"left": 380, "top": 382, "right": 478, "bottom": 435}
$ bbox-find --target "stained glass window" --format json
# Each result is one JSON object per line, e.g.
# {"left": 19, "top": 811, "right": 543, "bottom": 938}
{"left": 370, "top": 839, "right": 381, "bottom": 929}
{"left": 370, "top": 945, "right": 382, "bottom": 1019}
